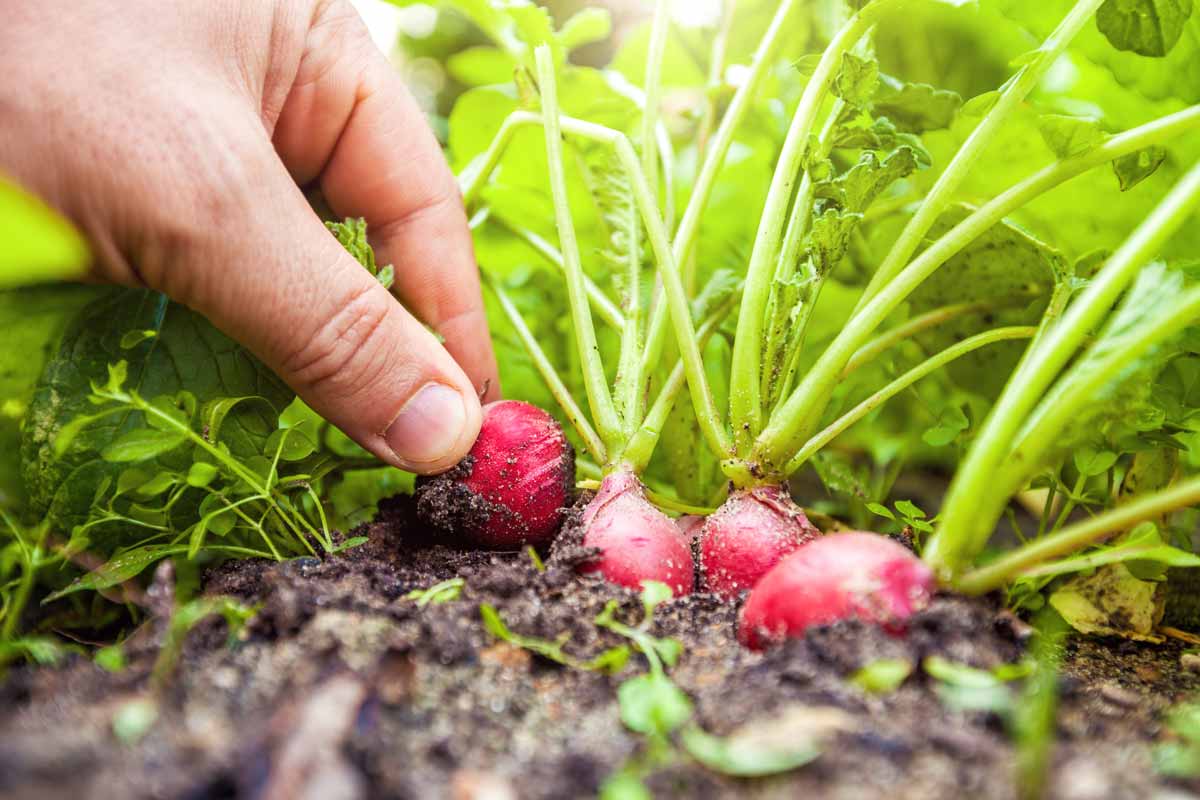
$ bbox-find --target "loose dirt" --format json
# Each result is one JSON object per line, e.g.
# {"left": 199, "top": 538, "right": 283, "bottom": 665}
{"left": 1, "top": 494, "right": 1198, "bottom": 800}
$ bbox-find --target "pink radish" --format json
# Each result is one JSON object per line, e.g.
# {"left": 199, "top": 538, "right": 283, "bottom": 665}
{"left": 699, "top": 485, "right": 818, "bottom": 598}
{"left": 415, "top": 400, "right": 573, "bottom": 548}
{"left": 739, "top": 532, "right": 935, "bottom": 650}
{"left": 580, "top": 468, "right": 694, "bottom": 595}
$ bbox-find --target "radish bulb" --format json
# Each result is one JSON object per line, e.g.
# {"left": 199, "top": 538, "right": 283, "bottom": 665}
{"left": 739, "top": 532, "right": 935, "bottom": 650}
{"left": 699, "top": 484, "right": 818, "bottom": 598}
{"left": 415, "top": 400, "right": 573, "bottom": 548}
{"left": 580, "top": 468, "right": 695, "bottom": 595}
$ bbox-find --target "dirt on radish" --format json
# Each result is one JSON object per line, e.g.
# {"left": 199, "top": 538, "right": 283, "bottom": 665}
{"left": 1, "top": 493, "right": 1197, "bottom": 800}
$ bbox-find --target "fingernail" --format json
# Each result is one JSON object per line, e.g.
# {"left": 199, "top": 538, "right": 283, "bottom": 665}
{"left": 385, "top": 382, "right": 468, "bottom": 466}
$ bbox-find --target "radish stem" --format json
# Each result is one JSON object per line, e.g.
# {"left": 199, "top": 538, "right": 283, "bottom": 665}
{"left": 535, "top": 47, "right": 623, "bottom": 452}
{"left": 758, "top": 105, "right": 1200, "bottom": 476}
{"left": 955, "top": 474, "right": 1200, "bottom": 594}
{"left": 786, "top": 326, "right": 1036, "bottom": 474}
{"left": 927, "top": 158, "right": 1200, "bottom": 577}
{"left": 485, "top": 274, "right": 608, "bottom": 464}
{"left": 729, "top": 0, "right": 903, "bottom": 456}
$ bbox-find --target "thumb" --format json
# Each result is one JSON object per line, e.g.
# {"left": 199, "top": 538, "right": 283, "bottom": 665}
{"left": 164, "top": 151, "right": 483, "bottom": 474}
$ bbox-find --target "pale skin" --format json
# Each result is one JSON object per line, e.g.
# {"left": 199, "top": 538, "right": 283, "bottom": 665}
{"left": 0, "top": 0, "right": 500, "bottom": 474}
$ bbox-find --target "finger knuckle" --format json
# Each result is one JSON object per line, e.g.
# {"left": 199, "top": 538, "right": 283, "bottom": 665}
{"left": 281, "top": 282, "right": 398, "bottom": 398}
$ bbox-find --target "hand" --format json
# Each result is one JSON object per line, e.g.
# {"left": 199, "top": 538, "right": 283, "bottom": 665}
{"left": 0, "top": 0, "right": 498, "bottom": 474}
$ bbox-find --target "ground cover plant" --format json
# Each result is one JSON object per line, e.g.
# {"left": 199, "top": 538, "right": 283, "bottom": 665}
{"left": 3, "top": 0, "right": 1200, "bottom": 796}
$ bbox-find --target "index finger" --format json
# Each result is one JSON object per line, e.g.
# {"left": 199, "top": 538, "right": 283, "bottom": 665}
{"left": 271, "top": 2, "right": 500, "bottom": 400}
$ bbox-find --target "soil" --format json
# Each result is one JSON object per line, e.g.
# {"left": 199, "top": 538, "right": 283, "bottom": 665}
{"left": 2, "top": 493, "right": 1199, "bottom": 800}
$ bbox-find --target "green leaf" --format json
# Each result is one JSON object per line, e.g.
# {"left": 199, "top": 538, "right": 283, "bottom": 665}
{"left": 45, "top": 544, "right": 190, "bottom": 601}
{"left": 186, "top": 461, "right": 219, "bottom": 488}
{"left": 1112, "top": 146, "right": 1167, "bottom": 191}
{"left": 134, "top": 471, "right": 179, "bottom": 498}
{"left": 1073, "top": 446, "right": 1119, "bottom": 476}
{"left": 816, "top": 148, "right": 919, "bottom": 213}
{"left": 558, "top": 7, "right": 612, "bottom": 51}
{"left": 599, "top": 771, "right": 652, "bottom": 800}
{"left": 907, "top": 210, "right": 1066, "bottom": 396}
{"left": 406, "top": 577, "right": 465, "bottom": 607}
{"left": 447, "top": 46, "right": 518, "bottom": 87}
{"left": 94, "top": 644, "right": 126, "bottom": 673}
{"left": 681, "top": 725, "right": 819, "bottom": 777}
{"left": 1096, "top": 0, "right": 1193, "bottom": 56}
{"left": 833, "top": 52, "right": 879, "bottom": 109}
{"left": 119, "top": 329, "right": 158, "bottom": 349}
{"left": 1048, "top": 563, "right": 1164, "bottom": 641}
{"left": 617, "top": 672, "right": 694, "bottom": 736}
{"left": 923, "top": 405, "right": 969, "bottom": 447}
{"left": 894, "top": 499, "right": 927, "bottom": 519}
{"left": 959, "top": 90, "right": 1000, "bottom": 118}
{"left": 872, "top": 75, "right": 962, "bottom": 133}
{"left": 866, "top": 502, "right": 896, "bottom": 520}
{"left": 0, "top": 176, "right": 90, "bottom": 288}
{"left": 101, "top": 429, "right": 188, "bottom": 463}
{"left": 1036, "top": 114, "right": 1109, "bottom": 160}
{"left": 640, "top": 580, "right": 674, "bottom": 619}
{"left": 851, "top": 658, "right": 914, "bottom": 693}
{"left": 20, "top": 290, "right": 292, "bottom": 536}
{"left": 0, "top": 285, "right": 103, "bottom": 509}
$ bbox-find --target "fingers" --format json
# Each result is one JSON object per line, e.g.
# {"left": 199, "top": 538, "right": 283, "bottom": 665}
{"left": 168, "top": 137, "right": 483, "bottom": 474}
{"left": 272, "top": 1, "right": 500, "bottom": 401}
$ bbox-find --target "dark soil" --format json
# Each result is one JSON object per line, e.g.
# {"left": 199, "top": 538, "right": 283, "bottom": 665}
{"left": 2, "top": 494, "right": 1199, "bottom": 800}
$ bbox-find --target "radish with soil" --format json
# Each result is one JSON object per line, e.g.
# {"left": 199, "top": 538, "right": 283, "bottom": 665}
{"left": 738, "top": 532, "right": 935, "bottom": 650}
{"left": 457, "top": 0, "right": 1200, "bottom": 627}
{"left": 699, "top": 484, "right": 817, "bottom": 598}
{"left": 415, "top": 400, "right": 573, "bottom": 548}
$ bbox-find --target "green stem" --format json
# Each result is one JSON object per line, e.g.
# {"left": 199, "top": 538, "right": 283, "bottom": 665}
{"left": 988, "top": 281, "right": 1200, "bottom": 523}
{"left": 488, "top": 214, "right": 625, "bottom": 330}
{"left": 535, "top": 47, "right": 623, "bottom": 452}
{"left": 758, "top": 106, "right": 1200, "bottom": 474}
{"left": 729, "top": 0, "right": 901, "bottom": 456}
{"left": 842, "top": 302, "right": 991, "bottom": 375}
{"left": 642, "top": 0, "right": 669, "bottom": 208}
{"left": 486, "top": 274, "right": 607, "bottom": 464}
{"left": 955, "top": 475, "right": 1200, "bottom": 594}
{"left": 675, "top": 0, "right": 799, "bottom": 282}
{"left": 926, "top": 158, "right": 1200, "bottom": 577}
{"left": 624, "top": 295, "right": 737, "bottom": 471}
{"left": 852, "top": 0, "right": 1106, "bottom": 312}
{"left": 786, "top": 326, "right": 1035, "bottom": 474}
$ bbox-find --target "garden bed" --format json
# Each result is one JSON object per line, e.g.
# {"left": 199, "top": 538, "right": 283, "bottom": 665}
{"left": 2, "top": 494, "right": 1197, "bottom": 800}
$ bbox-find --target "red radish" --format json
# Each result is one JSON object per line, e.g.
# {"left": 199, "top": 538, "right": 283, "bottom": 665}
{"left": 699, "top": 485, "right": 818, "bottom": 599}
{"left": 580, "top": 468, "right": 694, "bottom": 595}
{"left": 739, "top": 532, "right": 935, "bottom": 650}
{"left": 415, "top": 400, "right": 573, "bottom": 548}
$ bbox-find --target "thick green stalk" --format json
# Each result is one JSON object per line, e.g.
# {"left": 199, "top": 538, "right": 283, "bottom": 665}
{"left": 485, "top": 275, "right": 608, "bottom": 463}
{"left": 955, "top": 475, "right": 1200, "bottom": 594}
{"left": 534, "top": 47, "right": 623, "bottom": 452}
{"left": 853, "top": 0, "right": 1107, "bottom": 312}
{"left": 638, "top": 0, "right": 800, "bottom": 404}
{"left": 926, "top": 158, "right": 1200, "bottom": 576}
{"left": 758, "top": 106, "right": 1200, "bottom": 475}
{"left": 762, "top": 104, "right": 845, "bottom": 412}
{"left": 729, "top": 0, "right": 901, "bottom": 456}
{"left": 624, "top": 295, "right": 737, "bottom": 471}
{"left": 786, "top": 326, "right": 1036, "bottom": 473}
{"left": 965, "top": 283, "right": 1200, "bottom": 543}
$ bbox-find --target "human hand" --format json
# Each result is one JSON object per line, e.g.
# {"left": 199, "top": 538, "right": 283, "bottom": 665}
{"left": 0, "top": 0, "right": 498, "bottom": 474}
